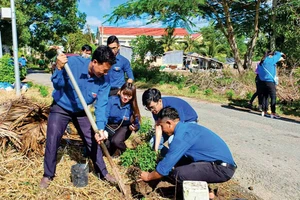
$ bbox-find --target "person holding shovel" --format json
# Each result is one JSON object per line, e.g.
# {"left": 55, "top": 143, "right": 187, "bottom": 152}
{"left": 103, "top": 82, "right": 141, "bottom": 156}
{"left": 140, "top": 107, "right": 236, "bottom": 198}
{"left": 40, "top": 45, "right": 117, "bottom": 189}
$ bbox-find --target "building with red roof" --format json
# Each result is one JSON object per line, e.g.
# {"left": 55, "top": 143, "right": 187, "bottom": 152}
{"left": 96, "top": 26, "right": 189, "bottom": 46}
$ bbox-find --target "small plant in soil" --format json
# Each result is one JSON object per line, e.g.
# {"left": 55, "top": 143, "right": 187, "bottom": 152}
{"left": 120, "top": 143, "right": 157, "bottom": 172}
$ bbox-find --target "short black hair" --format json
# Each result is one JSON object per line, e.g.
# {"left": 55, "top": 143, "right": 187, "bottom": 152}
{"left": 142, "top": 88, "right": 161, "bottom": 106}
{"left": 81, "top": 44, "right": 92, "bottom": 52}
{"left": 158, "top": 107, "right": 179, "bottom": 121}
{"left": 92, "top": 45, "right": 116, "bottom": 65}
{"left": 107, "top": 35, "right": 119, "bottom": 45}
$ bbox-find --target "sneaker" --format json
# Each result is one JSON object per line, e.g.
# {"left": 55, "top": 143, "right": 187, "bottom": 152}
{"left": 104, "top": 173, "right": 117, "bottom": 184}
{"left": 271, "top": 113, "right": 281, "bottom": 119}
{"left": 40, "top": 177, "right": 52, "bottom": 189}
{"left": 247, "top": 102, "right": 253, "bottom": 109}
{"left": 258, "top": 105, "right": 262, "bottom": 112}
{"left": 261, "top": 112, "right": 270, "bottom": 117}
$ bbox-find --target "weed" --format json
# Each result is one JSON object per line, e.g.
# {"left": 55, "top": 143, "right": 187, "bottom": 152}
{"left": 177, "top": 83, "right": 184, "bottom": 90}
{"left": 226, "top": 89, "right": 235, "bottom": 99}
{"left": 204, "top": 88, "right": 213, "bottom": 96}
{"left": 189, "top": 85, "right": 198, "bottom": 93}
{"left": 246, "top": 92, "right": 253, "bottom": 100}
{"left": 32, "top": 83, "right": 49, "bottom": 97}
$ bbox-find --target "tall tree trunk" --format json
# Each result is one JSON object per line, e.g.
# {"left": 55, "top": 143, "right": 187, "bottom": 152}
{"left": 243, "top": 0, "right": 261, "bottom": 70}
{"left": 270, "top": 0, "right": 277, "bottom": 50}
{"left": 221, "top": 0, "right": 243, "bottom": 73}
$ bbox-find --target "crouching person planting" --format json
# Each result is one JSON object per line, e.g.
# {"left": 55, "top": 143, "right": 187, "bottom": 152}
{"left": 140, "top": 107, "right": 237, "bottom": 197}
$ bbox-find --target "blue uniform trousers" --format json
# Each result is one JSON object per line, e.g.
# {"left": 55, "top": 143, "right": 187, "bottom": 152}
{"left": 43, "top": 103, "right": 108, "bottom": 178}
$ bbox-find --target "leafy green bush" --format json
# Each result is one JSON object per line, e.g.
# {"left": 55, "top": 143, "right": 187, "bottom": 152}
{"left": 132, "top": 61, "right": 186, "bottom": 85}
{"left": 0, "top": 54, "right": 27, "bottom": 83}
{"left": 120, "top": 143, "right": 157, "bottom": 171}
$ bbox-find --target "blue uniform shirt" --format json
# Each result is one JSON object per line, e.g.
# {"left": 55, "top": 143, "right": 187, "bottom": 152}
{"left": 107, "top": 54, "right": 134, "bottom": 88}
{"left": 18, "top": 57, "right": 26, "bottom": 66}
{"left": 156, "top": 122, "right": 235, "bottom": 176}
{"left": 258, "top": 51, "right": 283, "bottom": 82}
{"left": 51, "top": 56, "right": 110, "bottom": 130}
{"left": 153, "top": 97, "right": 198, "bottom": 122}
{"left": 106, "top": 95, "right": 140, "bottom": 129}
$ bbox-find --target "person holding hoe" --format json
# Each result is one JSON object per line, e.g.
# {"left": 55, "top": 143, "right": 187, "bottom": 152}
{"left": 40, "top": 45, "right": 117, "bottom": 189}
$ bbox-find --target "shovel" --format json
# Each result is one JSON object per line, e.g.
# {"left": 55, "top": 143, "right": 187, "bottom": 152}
{"left": 55, "top": 48, "right": 130, "bottom": 199}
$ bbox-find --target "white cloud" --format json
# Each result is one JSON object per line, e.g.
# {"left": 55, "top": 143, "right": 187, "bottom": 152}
{"left": 99, "top": 0, "right": 111, "bottom": 12}
{"left": 86, "top": 16, "right": 102, "bottom": 27}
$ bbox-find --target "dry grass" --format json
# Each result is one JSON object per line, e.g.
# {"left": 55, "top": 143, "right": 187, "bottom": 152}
{"left": 0, "top": 145, "right": 127, "bottom": 200}
{"left": 0, "top": 144, "right": 260, "bottom": 200}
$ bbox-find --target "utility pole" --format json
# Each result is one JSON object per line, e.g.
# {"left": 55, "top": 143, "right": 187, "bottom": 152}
{"left": 86, "top": 24, "right": 93, "bottom": 44}
{"left": 10, "top": 0, "right": 21, "bottom": 96}
{"left": 0, "top": 31, "right": 2, "bottom": 58}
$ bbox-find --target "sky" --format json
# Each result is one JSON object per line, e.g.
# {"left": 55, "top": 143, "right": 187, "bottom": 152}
{"left": 78, "top": 0, "right": 208, "bottom": 33}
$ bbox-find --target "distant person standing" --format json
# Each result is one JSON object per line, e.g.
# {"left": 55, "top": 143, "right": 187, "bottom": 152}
{"left": 248, "top": 63, "right": 262, "bottom": 111}
{"left": 18, "top": 55, "right": 27, "bottom": 68}
{"left": 257, "top": 50, "right": 285, "bottom": 119}
{"left": 107, "top": 35, "right": 134, "bottom": 96}
{"left": 81, "top": 44, "right": 93, "bottom": 58}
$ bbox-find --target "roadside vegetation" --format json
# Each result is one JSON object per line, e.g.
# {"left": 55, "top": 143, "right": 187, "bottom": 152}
{"left": 133, "top": 63, "right": 300, "bottom": 117}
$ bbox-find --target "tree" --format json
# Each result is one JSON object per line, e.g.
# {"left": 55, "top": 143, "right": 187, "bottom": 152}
{"left": 130, "top": 35, "right": 164, "bottom": 65}
{"left": 183, "top": 34, "right": 201, "bottom": 53}
{"left": 0, "top": 0, "right": 86, "bottom": 52}
{"left": 160, "top": 27, "right": 177, "bottom": 52}
{"left": 196, "top": 24, "right": 232, "bottom": 62}
{"left": 63, "top": 31, "right": 93, "bottom": 53}
{"left": 272, "top": 0, "right": 300, "bottom": 67}
{"left": 106, "top": 0, "right": 270, "bottom": 73}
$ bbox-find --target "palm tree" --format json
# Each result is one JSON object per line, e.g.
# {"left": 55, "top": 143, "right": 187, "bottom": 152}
{"left": 160, "top": 27, "right": 178, "bottom": 52}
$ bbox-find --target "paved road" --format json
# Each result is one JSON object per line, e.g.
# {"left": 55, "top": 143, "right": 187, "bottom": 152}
{"left": 26, "top": 72, "right": 300, "bottom": 200}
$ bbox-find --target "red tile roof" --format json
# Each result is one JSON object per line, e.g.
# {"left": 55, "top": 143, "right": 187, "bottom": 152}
{"left": 100, "top": 26, "right": 188, "bottom": 36}
{"left": 191, "top": 33, "right": 202, "bottom": 39}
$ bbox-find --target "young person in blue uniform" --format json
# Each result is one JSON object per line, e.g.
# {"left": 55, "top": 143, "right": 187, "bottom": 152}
{"left": 104, "top": 82, "right": 141, "bottom": 156}
{"left": 142, "top": 88, "right": 198, "bottom": 153}
{"left": 107, "top": 35, "right": 134, "bottom": 96}
{"left": 40, "top": 46, "right": 117, "bottom": 189}
{"left": 257, "top": 50, "right": 285, "bottom": 118}
{"left": 140, "top": 107, "right": 236, "bottom": 198}
{"left": 81, "top": 44, "right": 93, "bottom": 58}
